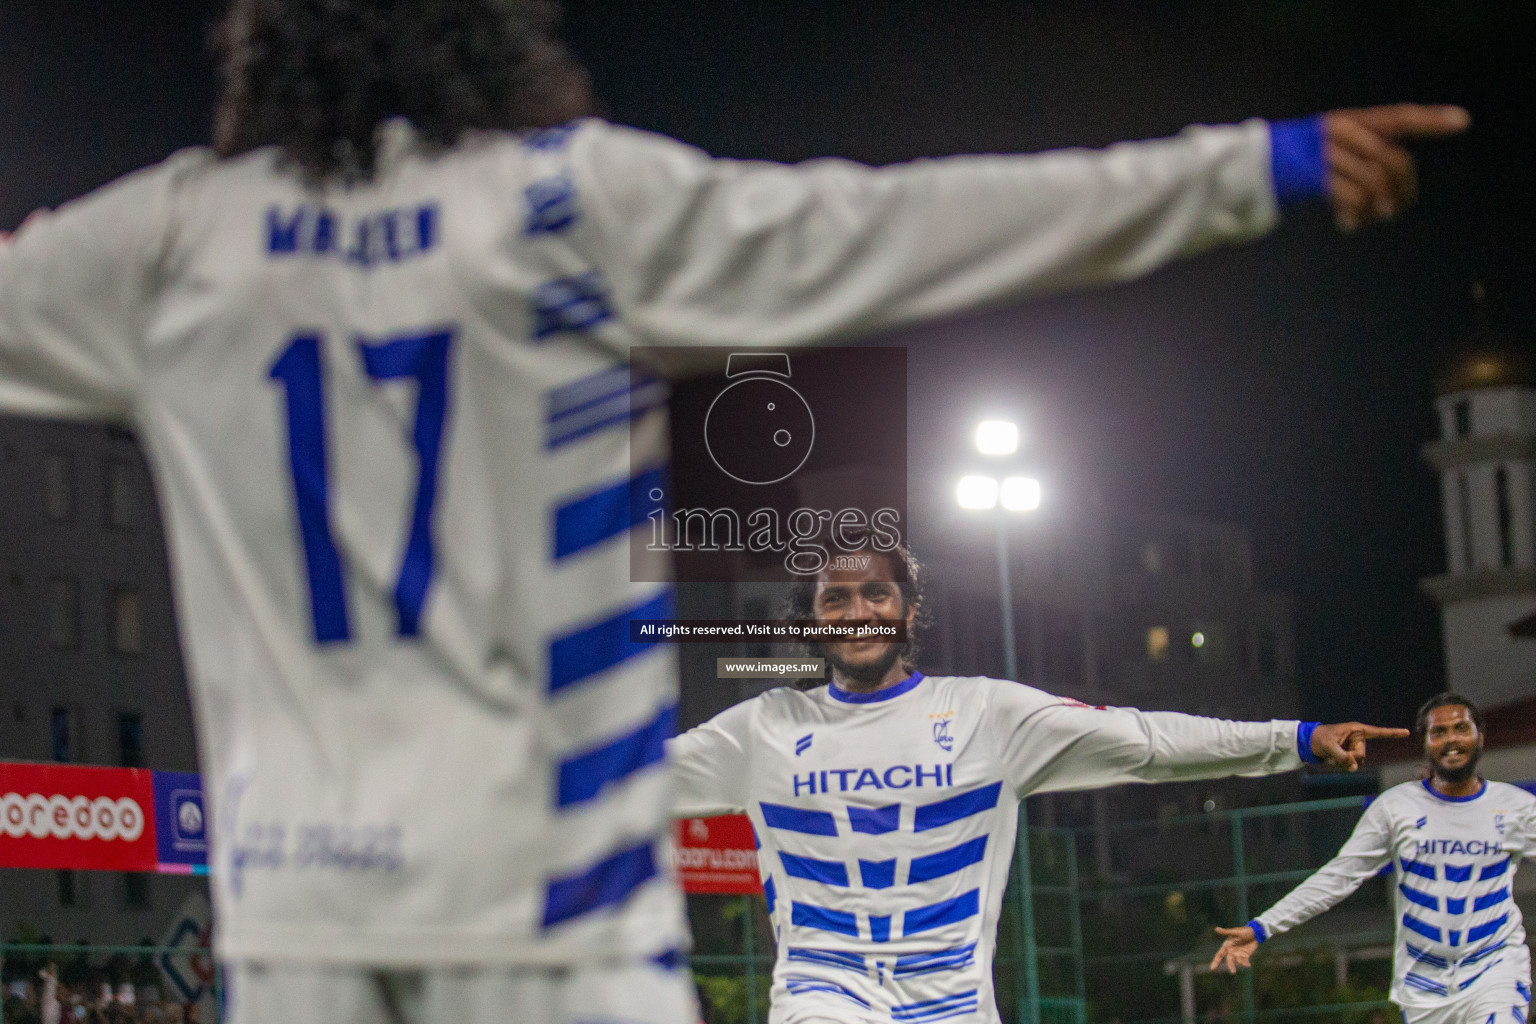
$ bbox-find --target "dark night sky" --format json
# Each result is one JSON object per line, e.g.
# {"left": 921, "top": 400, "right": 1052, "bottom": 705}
{"left": 2, "top": 1, "right": 1533, "bottom": 725}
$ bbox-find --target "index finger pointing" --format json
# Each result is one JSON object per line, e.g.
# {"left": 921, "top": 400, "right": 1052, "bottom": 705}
{"left": 1349, "top": 104, "right": 1471, "bottom": 140}
{"left": 1355, "top": 726, "right": 1411, "bottom": 739}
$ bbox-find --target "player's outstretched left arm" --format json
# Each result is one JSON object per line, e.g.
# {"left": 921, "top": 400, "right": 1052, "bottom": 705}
{"left": 575, "top": 104, "right": 1465, "bottom": 349}
{"left": 994, "top": 685, "right": 1407, "bottom": 795}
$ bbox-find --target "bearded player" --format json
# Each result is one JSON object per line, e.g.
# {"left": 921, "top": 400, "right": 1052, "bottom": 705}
{"left": 1212, "top": 694, "right": 1535, "bottom": 1024}
{"left": 669, "top": 547, "right": 1407, "bottom": 1024}
{"left": 0, "top": 0, "right": 1466, "bottom": 1018}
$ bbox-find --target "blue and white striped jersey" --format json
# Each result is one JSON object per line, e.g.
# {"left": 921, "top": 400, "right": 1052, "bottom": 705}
{"left": 670, "top": 673, "right": 1307, "bottom": 1023}
{"left": 0, "top": 116, "right": 1289, "bottom": 966}
{"left": 1253, "top": 780, "right": 1536, "bottom": 1009}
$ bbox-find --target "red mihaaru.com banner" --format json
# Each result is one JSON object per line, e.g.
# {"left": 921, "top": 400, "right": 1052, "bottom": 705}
{"left": 673, "top": 815, "right": 761, "bottom": 895}
{"left": 0, "top": 762, "right": 158, "bottom": 871}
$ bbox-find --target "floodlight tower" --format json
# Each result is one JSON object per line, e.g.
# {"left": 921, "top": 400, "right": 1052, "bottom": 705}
{"left": 956, "top": 419, "right": 1042, "bottom": 1024}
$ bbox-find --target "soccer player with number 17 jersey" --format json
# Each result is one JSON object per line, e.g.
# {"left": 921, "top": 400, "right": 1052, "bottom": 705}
{"left": 0, "top": 1, "right": 1462, "bottom": 1021}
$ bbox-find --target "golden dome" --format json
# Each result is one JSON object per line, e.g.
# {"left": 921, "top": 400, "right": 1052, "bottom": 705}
{"left": 1434, "top": 285, "right": 1535, "bottom": 396}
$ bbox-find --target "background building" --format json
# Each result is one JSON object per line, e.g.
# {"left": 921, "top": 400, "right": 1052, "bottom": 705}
{"left": 0, "top": 414, "right": 205, "bottom": 945}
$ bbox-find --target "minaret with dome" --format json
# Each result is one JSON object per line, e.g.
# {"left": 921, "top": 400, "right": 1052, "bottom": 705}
{"left": 1420, "top": 286, "right": 1536, "bottom": 710}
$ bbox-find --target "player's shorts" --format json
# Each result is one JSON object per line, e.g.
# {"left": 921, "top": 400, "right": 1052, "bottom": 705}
{"left": 224, "top": 957, "right": 698, "bottom": 1024}
{"left": 1399, "top": 944, "right": 1531, "bottom": 1024}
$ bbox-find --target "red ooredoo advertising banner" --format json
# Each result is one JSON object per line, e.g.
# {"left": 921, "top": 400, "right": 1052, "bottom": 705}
{"left": 673, "top": 814, "right": 761, "bottom": 895}
{"left": 0, "top": 762, "right": 158, "bottom": 871}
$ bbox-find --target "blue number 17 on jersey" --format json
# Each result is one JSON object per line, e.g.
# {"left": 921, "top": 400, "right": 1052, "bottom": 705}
{"left": 269, "top": 327, "right": 455, "bottom": 643}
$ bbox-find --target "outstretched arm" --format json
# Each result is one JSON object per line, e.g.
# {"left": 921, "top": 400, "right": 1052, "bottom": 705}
{"left": 666, "top": 699, "right": 755, "bottom": 819}
{"left": 993, "top": 683, "right": 1408, "bottom": 795}
{"left": 573, "top": 104, "right": 1465, "bottom": 348}
{"left": 1211, "top": 798, "right": 1394, "bottom": 972}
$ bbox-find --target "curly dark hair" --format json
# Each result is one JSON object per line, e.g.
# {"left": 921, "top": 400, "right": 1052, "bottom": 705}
{"left": 1415, "top": 692, "right": 1485, "bottom": 736}
{"left": 213, "top": 0, "right": 594, "bottom": 180}
{"left": 783, "top": 543, "right": 929, "bottom": 688}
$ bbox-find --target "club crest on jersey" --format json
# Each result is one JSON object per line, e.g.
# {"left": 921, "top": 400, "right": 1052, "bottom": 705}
{"left": 929, "top": 711, "right": 955, "bottom": 752}
{"left": 795, "top": 733, "right": 813, "bottom": 756}
{"left": 1494, "top": 811, "right": 1506, "bottom": 836}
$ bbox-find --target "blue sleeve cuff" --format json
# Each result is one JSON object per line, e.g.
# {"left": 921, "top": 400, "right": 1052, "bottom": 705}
{"left": 1268, "top": 116, "right": 1327, "bottom": 207}
{"left": 1297, "top": 721, "right": 1323, "bottom": 764}
{"left": 1248, "top": 919, "right": 1268, "bottom": 944}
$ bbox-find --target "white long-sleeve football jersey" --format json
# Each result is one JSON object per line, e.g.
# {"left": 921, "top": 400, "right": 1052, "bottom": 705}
{"left": 0, "top": 117, "right": 1283, "bottom": 966}
{"left": 1252, "top": 779, "right": 1536, "bottom": 1009}
{"left": 670, "top": 672, "right": 1308, "bottom": 1023}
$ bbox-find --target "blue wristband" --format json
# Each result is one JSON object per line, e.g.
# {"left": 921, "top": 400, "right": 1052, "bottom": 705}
{"left": 1248, "top": 919, "right": 1268, "bottom": 944}
{"left": 1268, "top": 116, "right": 1327, "bottom": 206}
{"left": 1297, "top": 721, "right": 1323, "bottom": 764}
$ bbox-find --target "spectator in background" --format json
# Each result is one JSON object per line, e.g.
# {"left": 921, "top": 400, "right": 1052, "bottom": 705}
{"left": 37, "top": 964, "right": 58, "bottom": 1024}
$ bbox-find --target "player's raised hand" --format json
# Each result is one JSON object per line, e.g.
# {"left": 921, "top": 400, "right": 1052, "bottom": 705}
{"left": 1310, "top": 722, "right": 1410, "bottom": 772}
{"left": 1210, "top": 926, "right": 1259, "bottom": 974}
{"left": 1323, "top": 104, "right": 1469, "bottom": 232}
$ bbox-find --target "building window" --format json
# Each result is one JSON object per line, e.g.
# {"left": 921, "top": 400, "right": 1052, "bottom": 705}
{"left": 58, "top": 870, "right": 78, "bottom": 907}
{"left": 1454, "top": 399, "right": 1471, "bottom": 438}
{"left": 51, "top": 707, "right": 76, "bottom": 762}
{"left": 110, "top": 589, "right": 144, "bottom": 654}
{"left": 118, "top": 711, "right": 144, "bottom": 768}
{"left": 123, "top": 872, "right": 150, "bottom": 910}
{"left": 48, "top": 576, "right": 80, "bottom": 649}
{"left": 1496, "top": 466, "right": 1513, "bottom": 568}
{"left": 106, "top": 460, "right": 137, "bottom": 529}
{"left": 43, "top": 452, "right": 74, "bottom": 521}
{"left": 1457, "top": 473, "right": 1474, "bottom": 570}
{"left": 1146, "top": 626, "right": 1170, "bottom": 661}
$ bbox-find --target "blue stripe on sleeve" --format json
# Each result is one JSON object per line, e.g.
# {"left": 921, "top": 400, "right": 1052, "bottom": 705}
{"left": 779, "top": 852, "right": 850, "bottom": 886}
{"left": 541, "top": 840, "right": 657, "bottom": 927}
{"left": 763, "top": 874, "right": 777, "bottom": 914}
{"left": 1248, "top": 919, "right": 1268, "bottom": 944}
{"left": 531, "top": 271, "right": 613, "bottom": 340}
{"left": 791, "top": 901, "right": 860, "bottom": 937}
{"left": 913, "top": 782, "right": 1002, "bottom": 832}
{"left": 1268, "top": 116, "right": 1327, "bottom": 206}
{"left": 761, "top": 802, "right": 839, "bottom": 836}
{"left": 553, "top": 465, "right": 668, "bottom": 560}
{"left": 902, "top": 888, "right": 981, "bottom": 935}
{"left": 548, "top": 589, "right": 672, "bottom": 693}
{"left": 555, "top": 704, "right": 676, "bottom": 807}
{"left": 908, "top": 836, "right": 988, "bottom": 883}
{"left": 1296, "top": 722, "right": 1322, "bottom": 764}
{"left": 848, "top": 803, "right": 901, "bottom": 834}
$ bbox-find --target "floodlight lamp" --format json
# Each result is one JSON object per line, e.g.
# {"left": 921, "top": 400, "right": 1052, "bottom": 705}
{"left": 1000, "top": 476, "right": 1041, "bottom": 512}
{"left": 957, "top": 475, "right": 999, "bottom": 510}
{"left": 975, "top": 420, "right": 1019, "bottom": 456}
